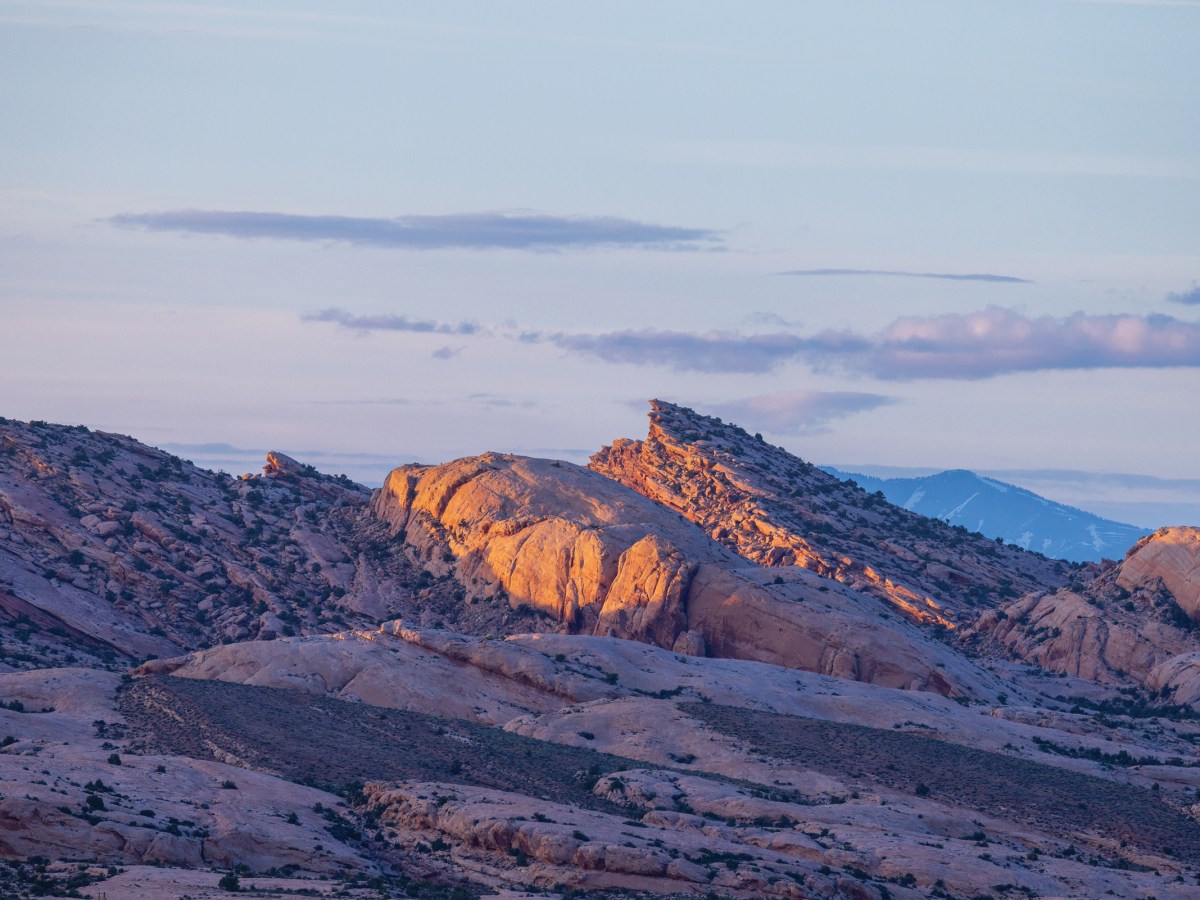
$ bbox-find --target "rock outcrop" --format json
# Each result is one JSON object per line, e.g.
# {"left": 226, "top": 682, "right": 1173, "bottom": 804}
{"left": 970, "top": 528, "right": 1200, "bottom": 702}
{"left": 589, "top": 401, "right": 1070, "bottom": 627}
{"left": 370, "top": 454, "right": 994, "bottom": 695}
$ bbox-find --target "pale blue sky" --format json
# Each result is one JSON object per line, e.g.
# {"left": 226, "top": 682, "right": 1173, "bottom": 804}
{"left": 2, "top": 1, "right": 1198, "bottom": 526}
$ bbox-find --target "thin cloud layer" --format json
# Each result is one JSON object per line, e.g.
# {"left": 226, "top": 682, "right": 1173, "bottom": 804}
{"left": 303, "top": 305, "right": 1200, "bottom": 380}
{"left": 548, "top": 329, "right": 822, "bottom": 373}
{"left": 110, "top": 209, "right": 721, "bottom": 251}
{"left": 705, "top": 390, "right": 897, "bottom": 435}
{"left": 304, "top": 308, "right": 480, "bottom": 335}
{"left": 1167, "top": 283, "right": 1200, "bottom": 305}
{"left": 780, "top": 268, "right": 1031, "bottom": 284}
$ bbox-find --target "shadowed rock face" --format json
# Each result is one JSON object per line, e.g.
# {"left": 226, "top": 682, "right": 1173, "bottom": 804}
{"left": 370, "top": 453, "right": 999, "bottom": 696}
{"left": 970, "top": 527, "right": 1200, "bottom": 701}
{"left": 589, "top": 400, "right": 1071, "bottom": 628}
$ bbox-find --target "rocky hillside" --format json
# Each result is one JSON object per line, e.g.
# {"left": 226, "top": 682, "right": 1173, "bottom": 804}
{"left": 826, "top": 466, "right": 1151, "bottom": 563}
{"left": 0, "top": 418, "right": 465, "bottom": 672}
{"left": 970, "top": 526, "right": 1200, "bottom": 704}
{"left": 590, "top": 401, "right": 1071, "bottom": 629}
{"left": 3, "top": 411, "right": 1200, "bottom": 899}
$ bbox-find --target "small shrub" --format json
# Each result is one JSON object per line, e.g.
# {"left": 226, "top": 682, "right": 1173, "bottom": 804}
{"left": 218, "top": 872, "right": 240, "bottom": 892}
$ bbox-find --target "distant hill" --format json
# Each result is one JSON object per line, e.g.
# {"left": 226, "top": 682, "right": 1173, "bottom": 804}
{"left": 824, "top": 467, "right": 1150, "bottom": 563}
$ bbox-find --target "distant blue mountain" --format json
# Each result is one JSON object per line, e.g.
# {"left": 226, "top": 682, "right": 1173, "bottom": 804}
{"left": 823, "top": 467, "right": 1150, "bottom": 563}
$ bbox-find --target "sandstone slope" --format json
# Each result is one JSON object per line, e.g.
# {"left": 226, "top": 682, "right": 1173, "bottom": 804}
{"left": 116, "top": 629, "right": 1200, "bottom": 899}
{"left": 145, "top": 622, "right": 1200, "bottom": 781}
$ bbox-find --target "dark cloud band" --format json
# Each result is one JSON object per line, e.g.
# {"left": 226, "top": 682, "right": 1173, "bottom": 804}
{"left": 780, "top": 268, "right": 1031, "bottom": 284}
{"left": 1166, "top": 283, "right": 1200, "bottom": 306}
{"left": 110, "top": 209, "right": 721, "bottom": 251}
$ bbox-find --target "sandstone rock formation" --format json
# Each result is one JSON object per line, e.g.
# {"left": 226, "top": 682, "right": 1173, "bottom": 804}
{"left": 970, "top": 527, "right": 1200, "bottom": 702}
{"left": 370, "top": 453, "right": 994, "bottom": 695}
{"left": 590, "top": 401, "right": 1070, "bottom": 627}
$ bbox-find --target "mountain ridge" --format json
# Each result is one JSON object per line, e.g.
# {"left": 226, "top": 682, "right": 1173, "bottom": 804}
{"left": 824, "top": 465, "right": 1152, "bottom": 563}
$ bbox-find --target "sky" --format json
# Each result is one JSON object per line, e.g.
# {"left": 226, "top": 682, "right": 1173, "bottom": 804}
{"left": 2, "top": 0, "right": 1199, "bottom": 528}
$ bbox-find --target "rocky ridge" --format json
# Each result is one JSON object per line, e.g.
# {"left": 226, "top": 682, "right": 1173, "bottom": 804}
{"left": 826, "top": 466, "right": 1152, "bottom": 564}
{"left": 590, "top": 401, "right": 1071, "bottom": 628}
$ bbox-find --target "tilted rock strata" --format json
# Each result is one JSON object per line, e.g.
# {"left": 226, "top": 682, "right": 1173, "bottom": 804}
{"left": 1118, "top": 527, "right": 1200, "bottom": 619}
{"left": 970, "top": 528, "right": 1200, "bottom": 703}
{"left": 370, "top": 454, "right": 995, "bottom": 695}
{"left": 589, "top": 401, "right": 1070, "bottom": 626}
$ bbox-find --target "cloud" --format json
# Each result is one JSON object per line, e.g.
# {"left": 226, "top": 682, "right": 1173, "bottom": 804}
{"left": 780, "top": 268, "right": 1031, "bottom": 284}
{"left": 1167, "top": 282, "right": 1200, "bottom": 305}
{"left": 302, "top": 302, "right": 1200, "bottom": 381}
{"left": 849, "top": 307, "right": 1200, "bottom": 379}
{"left": 547, "top": 329, "right": 821, "bottom": 373}
{"left": 644, "top": 139, "right": 1200, "bottom": 180}
{"left": 110, "top": 209, "right": 721, "bottom": 251}
{"left": 304, "top": 308, "right": 481, "bottom": 335}
{"left": 547, "top": 307, "right": 1200, "bottom": 379}
{"left": 432, "top": 346, "right": 463, "bottom": 360}
{"left": 704, "top": 391, "right": 897, "bottom": 436}
{"left": 1059, "top": 1, "right": 1200, "bottom": 8}
{"left": 467, "top": 392, "right": 538, "bottom": 409}
{"left": 743, "top": 311, "right": 802, "bottom": 328}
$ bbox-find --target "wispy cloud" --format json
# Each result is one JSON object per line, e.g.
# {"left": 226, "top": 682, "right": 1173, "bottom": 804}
{"left": 547, "top": 308, "right": 1200, "bottom": 379}
{"left": 468, "top": 392, "right": 538, "bottom": 409}
{"left": 644, "top": 139, "right": 1200, "bottom": 180}
{"left": 1058, "top": 1, "right": 1200, "bottom": 8}
{"left": 547, "top": 329, "right": 819, "bottom": 374}
{"left": 704, "top": 391, "right": 897, "bottom": 435}
{"left": 6, "top": 1, "right": 735, "bottom": 54}
{"left": 304, "top": 308, "right": 480, "bottom": 335}
{"left": 1167, "top": 282, "right": 1200, "bottom": 305}
{"left": 109, "top": 209, "right": 721, "bottom": 251}
{"left": 780, "top": 268, "right": 1032, "bottom": 284}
